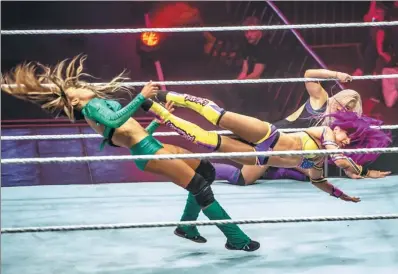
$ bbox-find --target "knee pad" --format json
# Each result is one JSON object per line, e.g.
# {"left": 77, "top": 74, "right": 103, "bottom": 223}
{"left": 195, "top": 160, "right": 216, "bottom": 184}
{"left": 195, "top": 184, "right": 215, "bottom": 208}
{"left": 186, "top": 173, "right": 215, "bottom": 208}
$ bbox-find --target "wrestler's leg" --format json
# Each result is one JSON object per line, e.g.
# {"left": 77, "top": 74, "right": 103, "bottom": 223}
{"left": 215, "top": 163, "right": 309, "bottom": 185}
{"left": 162, "top": 144, "right": 200, "bottom": 170}
{"left": 214, "top": 163, "right": 267, "bottom": 185}
{"left": 163, "top": 144, "right": 216, "bottom": 242}
{"left": 262, "top": 167, "right": 309, "bottom": 181}
{"left": 163, "top": 144, "right": 216, "bottom": 183}
{"left": 144, "top": 148, "right": 260, "bottom": 251}
{"left": 142, "top": 100, "right": 258, "bottom": 165}
{"left": 144, "top": 149, "right": 195, "bottom": 188}
{"left": 157, "top": 91, "right": 270, "bottom": 144}
{"left": 240, "top": 165, "right": 269, "bottom": 184}
{"left": 294, "top": 166, "right": 310, "bottom": 178}
{"left": 219, "top": 112, "right": 271, "bottom": 144}
{"left": 218, "top": 136, "right": 258, "bottom": 165}
{"left": 142, "top": 100, "right": 221, "bottom": 151}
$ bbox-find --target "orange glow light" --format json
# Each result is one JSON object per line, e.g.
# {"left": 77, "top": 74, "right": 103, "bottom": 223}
{"left": 141, "top": 32, "right": 160, "bottom": 47}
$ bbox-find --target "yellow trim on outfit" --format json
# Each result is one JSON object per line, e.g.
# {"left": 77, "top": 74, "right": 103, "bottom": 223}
{"left": 300, "top": 132, "right": 320, "bottom": 159}
{"left": 253, "top": 122, "right": 272, "bottom": 145}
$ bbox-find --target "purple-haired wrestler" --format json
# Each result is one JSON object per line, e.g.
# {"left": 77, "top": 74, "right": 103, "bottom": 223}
{"left": 143, "top": 91, "right": 392, "bottom": 203}
{"left": 214, "top": 68, "right": 391, "bottom": 185}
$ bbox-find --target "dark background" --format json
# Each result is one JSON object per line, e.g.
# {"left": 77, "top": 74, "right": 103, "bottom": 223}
{"left": 2, "top": 1, "right": 397, "bottom": 186}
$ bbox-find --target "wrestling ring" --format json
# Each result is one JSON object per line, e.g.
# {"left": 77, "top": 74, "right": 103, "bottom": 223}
{"left": 2, "top": 19, "right": 398, "bottom": 274}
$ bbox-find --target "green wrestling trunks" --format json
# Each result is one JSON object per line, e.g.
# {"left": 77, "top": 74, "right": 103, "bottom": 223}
{"left": 130, "top": 135, "right": 164, "bottom": 170}
{"left": 82, "top": 96, "right": 163, "bottom": 171}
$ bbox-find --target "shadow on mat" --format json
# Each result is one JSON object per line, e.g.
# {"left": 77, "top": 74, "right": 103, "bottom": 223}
{"left": 178, "top": 251, "right": 209, "bottom": 259}
{"left": 215, "top": 253, "right": 264, "bottom": 267}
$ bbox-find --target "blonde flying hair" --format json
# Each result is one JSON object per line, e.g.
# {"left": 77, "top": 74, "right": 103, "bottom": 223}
{"left": 1, "top": 54, "right": 131, "bottom": 121}
{"left": 320, "top": 89, "right": 363, "bottom": 126}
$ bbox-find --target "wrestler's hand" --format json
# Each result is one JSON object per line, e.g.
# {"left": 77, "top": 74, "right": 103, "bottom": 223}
{"left": 140, "top": 81, "right": 159, "bottom": 99}
{"left": 165, "top": 101, "right": 175, "bottom": 113}
{"left": 336, "top": 72, "right": 352, "bottom": 83}
{"left": 156, "top": 101, "right": 175, "bottom": 124}
{"left": 344, "top": 170, "right": 363, "bottom": 179}
{"left": 366, "top": 170, "right": 391, "bottom": 178}
{"left": 340, "top": 194, "right": 361, "bottom": 203}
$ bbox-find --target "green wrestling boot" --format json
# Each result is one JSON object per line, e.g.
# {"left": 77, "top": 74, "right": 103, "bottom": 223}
{"left": 175, "top": 160, "right": 217, "bottom": 244}
{"left": 175, "top": 192, "right": 207, "bottom": 243}
{"left": 202, "top": 200, "right": 260, "bottom": 252}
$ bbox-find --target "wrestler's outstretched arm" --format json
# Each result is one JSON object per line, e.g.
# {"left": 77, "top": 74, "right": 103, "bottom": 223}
{"left": 306, "top": 126, "right": 390, "bottom": 179}
{"left": 83, "top": 82, "right": 158, "bottom": 128}
{"left": 308, "top": 166, "right": 360, "bottom": 203}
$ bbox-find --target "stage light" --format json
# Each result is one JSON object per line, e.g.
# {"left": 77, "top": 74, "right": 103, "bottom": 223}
{"left": 140, "top": 32, "right": 160, "bottom": 47}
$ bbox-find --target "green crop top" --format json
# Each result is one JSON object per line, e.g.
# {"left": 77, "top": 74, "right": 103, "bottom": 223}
{"left": 81, "top": 94, "right": 160, "bottom": 150}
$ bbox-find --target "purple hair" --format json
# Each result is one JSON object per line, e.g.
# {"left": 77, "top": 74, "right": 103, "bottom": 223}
{"left": 326, "top": 111, "right": 392, "bottom": 165}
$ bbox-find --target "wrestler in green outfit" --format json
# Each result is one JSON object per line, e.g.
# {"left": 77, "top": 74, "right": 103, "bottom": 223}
{"left": 2, "top": 55, "right": 260, "bottom": 252}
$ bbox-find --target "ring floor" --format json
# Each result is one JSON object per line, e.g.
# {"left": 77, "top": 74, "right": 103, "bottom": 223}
{"left": 2, "top": 177, "right": 398, "bottom": 274}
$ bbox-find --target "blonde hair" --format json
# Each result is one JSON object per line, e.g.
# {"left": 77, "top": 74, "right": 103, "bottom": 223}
{"left": 1, "top": 54, "right": 131, "bottom": 121}
{"left": 320, "top": 89, "right": 363, "bottom": 126}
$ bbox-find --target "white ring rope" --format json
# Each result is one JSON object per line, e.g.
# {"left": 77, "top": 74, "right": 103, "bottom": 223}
{"left": 1, "top": 147, "right": 397, "bottom": 165}
{"left": 1, "top": 75, "right": 397, "bottom": 89}
{"left": 2, "top": 20, "right": 398, "bottom": 237}
{"left": 2, "top": 214, "right": 397, "bottom": 234}
{"left": 2, "top": 125, "right": 398, "bottom": 141}
{"left": 2, "top": 21, "right": 398, "bottom": 35}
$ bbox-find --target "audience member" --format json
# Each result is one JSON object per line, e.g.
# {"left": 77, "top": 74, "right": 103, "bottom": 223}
{"left": 381, "top": 1, "right": 398, "bottom": 108}
{"left": 237, "top": 16, "right": 277, "bottom": 80}
{"left": 353, "top": 1, "right": 391, "bottom": 76}
{"left": 233, "top": 16, "right": 279, "bottom": 115}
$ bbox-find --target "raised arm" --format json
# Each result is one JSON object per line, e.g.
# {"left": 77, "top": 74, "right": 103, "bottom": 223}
{"left": 82, "top": 94, "right": 146, "bottom": 128}
{"left": 82, "top": 82, "right": 158, "bottom": 128}
{"left": 304, "top": 69, "right": 352, "bottom": 102}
